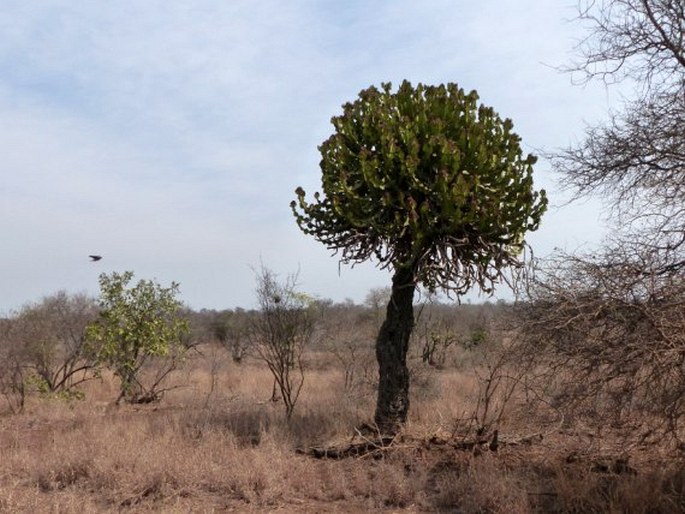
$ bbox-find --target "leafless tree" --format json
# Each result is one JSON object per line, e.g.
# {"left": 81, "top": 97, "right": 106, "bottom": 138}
{"left": 248, "top": 266, "right": 317, "bottom": 419}
{"left": 554, "top": 0, "right": 685, "bottom": 271}
{"left": 566, "top": 0, "right": 684, "bottom": 90}
{"left": 519, "top": 0, "right": 685, "bottom": 447}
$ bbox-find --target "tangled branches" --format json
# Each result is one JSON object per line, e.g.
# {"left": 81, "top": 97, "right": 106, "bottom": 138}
{"left": 517, "top": 245, "right": 685, "bottom": 447}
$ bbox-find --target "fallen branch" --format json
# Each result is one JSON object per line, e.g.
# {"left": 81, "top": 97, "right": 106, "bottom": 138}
{"left": 300, "top": 436, "right": 397, "bottom": 459}
{"left": 300, "top": 430, "right": 511, "bottom": 460}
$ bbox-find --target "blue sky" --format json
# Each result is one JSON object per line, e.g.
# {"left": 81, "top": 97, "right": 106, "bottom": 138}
{"left": 0, "top": 1, "right": 617, "bottom": 312}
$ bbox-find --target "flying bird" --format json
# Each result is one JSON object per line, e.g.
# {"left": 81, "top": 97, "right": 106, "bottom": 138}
{"left": 89, "top": 255, "right": 102, "bottom": 262}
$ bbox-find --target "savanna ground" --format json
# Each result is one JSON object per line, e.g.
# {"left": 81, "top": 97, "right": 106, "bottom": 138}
{"left": 2, "top": 342, "right": 684, "bottom": 514}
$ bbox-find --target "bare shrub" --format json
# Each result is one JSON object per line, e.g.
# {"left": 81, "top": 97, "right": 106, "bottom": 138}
{"left": 12, "top": 292, "right": 98, "bottom": 395}
{"left": 516, "top": 248, "right": 685, "bottom": 447}
{"left": 411, "top": 300, "right": 508, "bottom": 369}
{"left": 195, "top": 342, "right": 229, "bottom": 409}
{"left": 446, "top": 314, "right": 547, "bottom": 441}
{"left": 208, "top": 309, "right": 252, "bottom": 364}
{"left": 0, "top": 317, "right": 27, "bottom": 413}
{"left": 413, "top": 299, "right": 460, "bottom": 369}
{"left": 320, "top": 301, "right": 376, "bottom": 393}
{"left": 471, "top": 346, "right": 522, "bottom": 437}
{"left": 0, "top": 292, "right": 99, "bottom": 410}
{"left": 248, "top": 266, "right": 318, "bottom": 419}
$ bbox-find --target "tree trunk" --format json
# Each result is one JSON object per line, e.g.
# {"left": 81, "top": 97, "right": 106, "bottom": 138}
{"left": 374, "top": 266, "right": 416, "bottom": 434}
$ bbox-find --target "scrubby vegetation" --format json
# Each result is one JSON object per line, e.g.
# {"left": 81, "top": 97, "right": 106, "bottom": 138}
{"left": 1, "top": 294, "right": 684, "bottom": 513}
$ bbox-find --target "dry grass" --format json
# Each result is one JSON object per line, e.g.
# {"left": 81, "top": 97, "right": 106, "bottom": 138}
{"left": 1, "top": 344, "right": 684, "bottom": 513}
